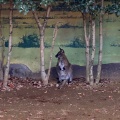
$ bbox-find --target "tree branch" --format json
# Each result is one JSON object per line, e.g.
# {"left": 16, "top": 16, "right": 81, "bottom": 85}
{"left": 47, "top": 22, "right": 59, "bottom": 80}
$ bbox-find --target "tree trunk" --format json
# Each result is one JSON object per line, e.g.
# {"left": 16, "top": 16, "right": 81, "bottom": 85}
{"left": 40, "top": 7, "right": 51, "bottom": 85}
{"left": 1, "top": 36, "right": 5, "bottom": 75}
{"left": 0, "top": 37, "right": 5, "bottom": 80}
{"left": 83, "top": 13, "right": 90, "bottom": 83}
{"left": 96, "top": 0, "right": 104, "bottom": 84}
{"left": 40, "top": 26, "right": 47, "bottom": 84}
{"left": 33, "top": 11, "right": 47, "bottom": 85}
{"left": 89, "top": 19, "right": 96, "bottom": 85}
{"left": 0, "top": 4, "right": 5, "bottom": 80}
{"left": 2, "top": 1, "right": 13, "bottom": 89}
{"left": 0, "top": 4, "right": 2, "bottom": 38}
{"left": 85, "top": 39, "right": 90, "bottom": 83}
{"left": 32, "top": 6, "right": 51, "bottom": 85}
{"left": 0, "top": 4, "right": 3, "bottom": 80}
{"left": 46, "top": 22, "right": 58, "bottom": 81}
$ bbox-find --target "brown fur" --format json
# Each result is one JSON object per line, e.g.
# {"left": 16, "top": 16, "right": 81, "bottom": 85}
{"left": 55, "top": 48, "right": 73, "bottom": 89}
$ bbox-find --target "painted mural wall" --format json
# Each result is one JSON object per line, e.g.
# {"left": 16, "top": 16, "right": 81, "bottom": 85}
{"left": 0, "top": 5, "right": 120, "bottom": 72}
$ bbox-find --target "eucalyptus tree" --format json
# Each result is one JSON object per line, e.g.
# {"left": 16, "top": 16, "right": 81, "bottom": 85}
{"left": 14, "top": 0, "right": 67, "bottom": 85}
{"left": 96, "top": 0, "right": 120, "bottom": 84}
{"left": 0, "top": 4, "right": 4, "bottom": 80}
{"left": 96, "top": 0, "right": 104, "bottom": 84}
{"left": 0, "top": 1, "right": 5, "bottom": 81}
{"left": 0, "top": 0, "right": 67, "bottom": 88}
{"left": 0, "top": 0, "right": 13, "bottom": 89}
{"left": 67, "top": 0, "right": 102, "bottom": 85}
{"left": 67, "top": 0, "right": 120, "bottom": 85}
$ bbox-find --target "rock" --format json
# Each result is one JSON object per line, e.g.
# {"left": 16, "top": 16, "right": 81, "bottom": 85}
{"left": 9, "top": 64, "right": 32, "bottom": 79}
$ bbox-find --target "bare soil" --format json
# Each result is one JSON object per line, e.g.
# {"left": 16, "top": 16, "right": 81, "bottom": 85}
{"left": 0, "top": 79, "right": 120, "bottom": 120}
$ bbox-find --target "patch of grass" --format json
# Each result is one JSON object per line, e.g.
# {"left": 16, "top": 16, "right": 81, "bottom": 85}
{"left": 0, "top": 47, "right": 86, "bottom": 72}
{"left": 0, "top": 46, "right": 120, "bottom": 72}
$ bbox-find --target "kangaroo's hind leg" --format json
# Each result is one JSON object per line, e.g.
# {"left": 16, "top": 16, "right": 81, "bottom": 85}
{"left": 58, "top": 79, "right": 67, "bottom": 89}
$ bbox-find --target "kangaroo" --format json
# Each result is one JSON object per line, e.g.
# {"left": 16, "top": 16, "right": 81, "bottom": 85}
{"left": 55, "top": 48, "right": 73, "bottom": 89}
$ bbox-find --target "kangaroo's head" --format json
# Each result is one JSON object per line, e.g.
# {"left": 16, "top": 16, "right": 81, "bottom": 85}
{"left": 55, "top": 47, "right": 65, "bottom": 59}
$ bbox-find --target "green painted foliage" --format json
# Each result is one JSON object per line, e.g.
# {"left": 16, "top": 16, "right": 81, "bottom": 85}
{"left": 62, "top": 37, "right": 86, "bottom": 48}
{"left": 18, "top": 34, "right": 39, "bottom": 48}
{"left": 4, "top": 34, "right": 51, "bottom": 48}
{"left": 17, "top": 34, "right": 51, "bottom": 48}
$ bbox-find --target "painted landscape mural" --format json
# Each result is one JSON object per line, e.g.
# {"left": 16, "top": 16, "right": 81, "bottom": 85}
{"left": 0, "top": 5, "right": 120, "bottom": 73}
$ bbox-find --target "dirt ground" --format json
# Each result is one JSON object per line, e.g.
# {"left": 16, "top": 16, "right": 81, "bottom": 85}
{"left": 0, "top": 78, "right": 120, "bottom": 120}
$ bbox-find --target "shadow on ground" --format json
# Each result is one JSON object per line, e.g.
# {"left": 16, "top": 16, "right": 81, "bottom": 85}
{"left": 1, "top": 63, "right": 120, "bottom": 82}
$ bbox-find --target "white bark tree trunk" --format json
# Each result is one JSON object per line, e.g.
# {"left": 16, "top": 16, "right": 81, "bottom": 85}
{"left": 33, "top": 6, "right": 58, "bottom": 85}
{"left": 83, "top": 14, "right": 90, "bottom": 83}
{"left": 0, "top": 38, "right": 5, "bottom": 80}
{"left": 0, "top": 4, "right": 5, "bottom": 80}
{"left": 2, "top": 0, "right": 13, "bottom": 89}
{"left": 96, "top": 0, "right": 104, "bottom": 84}
{"left": 89, "top": 19, "right": 96, "bottom": 85}
{"left": 0, "top": 4, "right": 4, "bottom": 80}
{"left": 46, "top": 22, "right": 59, "bottom": 81}
{"left": 40, "top": 26, "right": 47, "bottom": 84}
{"left": 33, "top": 10, "right": 47, "bottom": 85}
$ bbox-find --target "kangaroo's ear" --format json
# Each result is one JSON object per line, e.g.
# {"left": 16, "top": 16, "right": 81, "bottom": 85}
{"left": 59, "top": 47, "right": 62, "bottom": 51}
{"left": 62, "top": 49, "right": 65, "bottom": 53}
{"left": 59, "top": 47, "right": 64, "bottom": 53}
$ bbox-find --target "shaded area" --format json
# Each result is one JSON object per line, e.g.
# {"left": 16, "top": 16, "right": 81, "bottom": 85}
{"left": 1, "top": 63, "right": 120, "bottom": 81}
{"left": 48, "top": 63, "right": 120, "bottom": 81}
